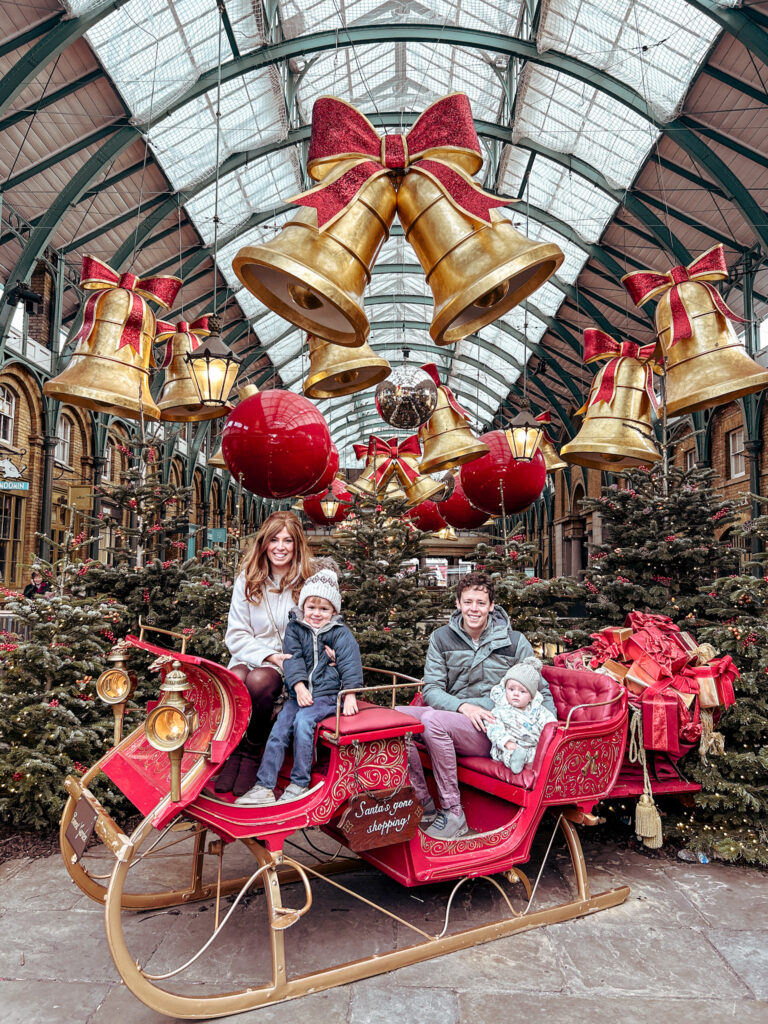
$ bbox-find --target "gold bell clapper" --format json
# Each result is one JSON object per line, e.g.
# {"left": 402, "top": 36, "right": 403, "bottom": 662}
{"left": 561, "top": 330, "right": 661, "bottom": 471}
{"left": 623, "top": 244, "right": 768, "bottom": 417}
{"left": 397, "top": 170, "right": 563, "bottom": 344}
{"left": 232, "top": 161, "right": 396, "bottom": 347}
{"left": 303, "top": 334, "right": 391, "bottom": 398}
{"left": 534, "top": 412, "right": 568, "bottom": 473}
{"left": 44, "top": 255, "right": 181, "bottom": 420}
{"left": 418, "top": 364, "right": 489, "bottom": 474}
{"left": 155, "top": 317, "right": 225, "bottom": 422}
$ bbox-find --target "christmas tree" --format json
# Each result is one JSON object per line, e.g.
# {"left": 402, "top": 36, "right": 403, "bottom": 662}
{"left": 321, "top": 492, "right": 440, "bottom": 687}
{"left": 580, "top": 464, "right": 739, "bottom": 627}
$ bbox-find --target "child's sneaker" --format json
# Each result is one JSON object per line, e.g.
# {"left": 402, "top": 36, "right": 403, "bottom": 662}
{"left": 419, "top": 798, "right": 440, "bottom": 828}
{"left": 424, "top": 808, "right": 468, "bottom": 840}
{"left": 234, "top": 784, "right": 276, "bottom": 807}
{"left": 277, "top": 783, "right": 309, "bottom": 803}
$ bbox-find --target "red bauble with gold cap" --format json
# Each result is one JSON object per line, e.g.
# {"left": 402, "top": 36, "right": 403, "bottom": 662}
{"left": 221, "top": 390, "right": 331, "bottom": 498}
{"left": 405, "top": 499, "right": 447, "bottom": 534}
{"left": 436, "top": 472, "right": 489, "bottom": 530}
{"left": 303, "top": 476, "right": 352, "bottom": 526}
{"left": 461, "top": 430, "right": 546, "bottom": 515}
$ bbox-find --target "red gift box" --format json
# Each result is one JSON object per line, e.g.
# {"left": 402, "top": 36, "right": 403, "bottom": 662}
{"left": 641, "top": 679, "right": 681, "bottom": 755}
{"left": 680, "top": 656, "right": 738, "bottom": 709}
{"left": 624, "top": 611, "right": 679, "bottom": 635}
{"left": 625, "top": 659, "right": 660, "bottom": 695}
{"left": 554, "top": 648, "right": 594, "bottom": 671}
{"left": 588, "top": 631, "right": 625, "bottom": 664}
{"left": 601, "top": 626, "right": 633, "bottom": 647}
{"left": 624, "top": 628, "right": 677, "bottom": 675}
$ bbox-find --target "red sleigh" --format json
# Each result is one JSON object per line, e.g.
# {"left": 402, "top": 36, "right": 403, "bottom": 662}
{"left": 60, "top": 630, "right": 680, "bottom": 1019}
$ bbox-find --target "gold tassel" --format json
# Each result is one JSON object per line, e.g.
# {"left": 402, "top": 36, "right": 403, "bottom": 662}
{"left": 628, "top": 707, "right": 663, "bottom": 849}
{"left": 699, "top": 707, "right": 725, "bottom": 763}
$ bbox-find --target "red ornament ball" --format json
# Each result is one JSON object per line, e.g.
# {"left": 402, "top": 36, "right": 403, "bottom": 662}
{"left": 461, "top": 431, "right": 546, "bottom": 515}
{"left": 406, "top": 499, "right": 447, "bottom": 533}
{"left": 221, "top": 390, "right": 331, "bottom": 498}
{"left": 436, "top": 472, "right": 488, "bottom": 530}
{"left": 307, "top": 442, "right": 339, "bottom": 497}
{"left": 303, "top": 477, "right": 353, "bottom": 526}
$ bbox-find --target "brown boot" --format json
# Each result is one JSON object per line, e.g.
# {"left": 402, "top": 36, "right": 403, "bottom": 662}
{"left": 232, "top": 753, "right": 260, "bottom": 798}
{"left": 212, "top": 752, "right": 242, "bottom": 794}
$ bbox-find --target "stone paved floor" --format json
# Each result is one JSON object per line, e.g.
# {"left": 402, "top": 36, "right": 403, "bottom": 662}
{"left": 0, "top": 828, "right": 766, "bottom": 1024}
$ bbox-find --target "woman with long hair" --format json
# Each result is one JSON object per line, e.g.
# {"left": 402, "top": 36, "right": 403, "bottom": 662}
{"left": 214, "top": 510, "right": 314, "bottom": 796}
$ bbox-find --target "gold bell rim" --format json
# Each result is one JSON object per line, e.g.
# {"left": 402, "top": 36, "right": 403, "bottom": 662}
{"left": 665, "top": 370, "right": 768, "bottom": 417}
{"left": 43, "top": 379, "right": 161, "bottom": 420}
{"left": 560, "top": 439, "right": 661, "bottom": 470}
{"left": 431, "top": 242, "right": 564, "bottom": 346}
{"left": 419, "top": 442, "right": 489, "bottom": 476}
{"left": 303, "top": 356, "right": 391, "bottom": 399}
{"left": 404, "top": 477, "right": 445, "bottom": 508}
{"left": 159, "top": 403, "right": 228, "bottom": 422}
{"left": 232, "top": 245, "right": 370, "bottom": 347}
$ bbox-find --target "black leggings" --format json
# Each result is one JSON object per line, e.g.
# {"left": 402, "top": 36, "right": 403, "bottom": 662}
{"left": 230, "top": 664, "right": 283, "bottom": 746}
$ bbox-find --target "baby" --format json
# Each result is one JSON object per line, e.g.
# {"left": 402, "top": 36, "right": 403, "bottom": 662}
{"left": 485, "top": 656, "right": 557, "bottom": 775}
{"left": 236, "top": 566, "right": 362, "bottom": 807}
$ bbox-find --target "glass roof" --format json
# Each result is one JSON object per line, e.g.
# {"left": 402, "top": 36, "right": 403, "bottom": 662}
{"left": 80, "top": 0, "right": 724, "bottom": 461}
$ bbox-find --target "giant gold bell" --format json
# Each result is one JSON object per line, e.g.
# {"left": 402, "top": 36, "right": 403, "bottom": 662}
{"left": 44, "top": 286, "right": 160, "bottom": 419}
{"left": 158, "top": 327, "right": 224, "bottom": 422}
{"left": 656, "top": 282, "right": 768, "bottom": 417}
{"left": 561, "top": 359, "right": 660, "bottom": 471}
{"left": 209, "top": 440, "right": 227, "bottom": 470}
{"left": 419, "top": 389, "right": 489, "bottom": 474}
{"left": 536, "top": 435, "right": 567, "bottom": 473}
{"left": 303, "top": 334, "right": 391, "bottom": 398}
{"left": 402, "top": 471, "right": 444, "bottom": 508}
{"left": 232, "top": 164, "right": 397, "bottom": 347}
{"left": 397, "top": 168, "right": 564, "bottom": 345}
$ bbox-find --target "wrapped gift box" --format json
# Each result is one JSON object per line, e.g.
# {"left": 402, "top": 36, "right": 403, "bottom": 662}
{"left": 681, "top": 656, "right": 737, "bottom": 709}
{"left": 624, "top": 627, "right": 690, "bottom": 676}
{"left": 641, "top": 683, "right": 682, "bottom": 755}
{"left": 624, "top": 611, "right": 679, "bottom": 635}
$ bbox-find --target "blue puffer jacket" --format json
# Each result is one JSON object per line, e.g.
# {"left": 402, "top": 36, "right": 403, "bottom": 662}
{"left": 282, "top": 609, "right": 363, "bottom": 699}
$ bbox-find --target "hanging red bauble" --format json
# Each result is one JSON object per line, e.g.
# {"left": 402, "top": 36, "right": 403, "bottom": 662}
{"left": 405, "top": 499, "right": 448, "bottom": 533}
{"left": 306, "top": 442, "right": 339, "bottom": 497}
{"left": 221, "top": 390, "right": 331, "bottom": 498}
{"left": 303, "top": 476, "right": 353, "bottom": 525}
{"left": 436, "top": 472, "right": 488, "bottom": 530}
{"left": 461, "top": 430, "right": 546, "bottom": 515}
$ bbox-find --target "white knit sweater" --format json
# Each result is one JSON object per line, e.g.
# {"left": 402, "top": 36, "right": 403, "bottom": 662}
{"left": 225, "top": 572, "right": 297, "bottom": 671}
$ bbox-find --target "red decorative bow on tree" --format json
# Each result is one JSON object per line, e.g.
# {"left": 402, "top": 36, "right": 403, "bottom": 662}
{"left": 582, "top": 329, "right": 660, "bottom": 412}
{"left": 289, "top": 93, "right": 512, "bottom": 230}
{"left": 352, "top": 435, "right": 422, "bottom": 486}
{"left": 154, "top": 316, "right": 211, "bottom": 368}
{"left": 621, "top": 244, "right": 747, "bottom": 346}
{"left": 76, "top": 255, "right": 182, "bottom": 355}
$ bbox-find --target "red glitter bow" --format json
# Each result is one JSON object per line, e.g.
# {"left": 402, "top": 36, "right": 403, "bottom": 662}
{"left": 534, "top": 411, "right": 557, "bottom": 445}
{"left": 76, "top": 255, "right": 182, "bottom": 355}
{"left": 582, "top": 329, "right": 659, "bottom": 412}
{"left": 289, "top": 93, "right": 512, "bottom": 230}
{"left": 154, "top": 316, "right": 211, "bottom": 368}
{"left": 420, "top": 363, "right": 472, "bottom": 420}
{"left": 621, "top": 244, "right": 747, "bottom": 347}
{"left": 353, "top": 435, "right": 422, "bottom": 485}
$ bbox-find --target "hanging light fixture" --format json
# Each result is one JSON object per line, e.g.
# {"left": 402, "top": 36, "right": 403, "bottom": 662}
{"left": 319, "top": 493, "right": 341, "bottom": 519}
{"left": 508, "top": 398, "right": 543, "bottom": 462}
{"left": 183, "top": 9, "right": 242, "bottom": 408}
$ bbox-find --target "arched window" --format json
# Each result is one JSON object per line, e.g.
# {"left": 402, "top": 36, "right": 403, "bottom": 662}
{"left": 103, "top": 441, "right": 113, "bottom": 481}
{"left": 0, "top": 386, "right": 16, "bottom": 445}
{"left": 55, "top": 416, "right": 72, "bottom": 466}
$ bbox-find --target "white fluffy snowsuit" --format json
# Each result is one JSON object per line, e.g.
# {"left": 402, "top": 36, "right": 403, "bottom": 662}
{"left": 486, "top": 682, "right": 557, "bottom": 775}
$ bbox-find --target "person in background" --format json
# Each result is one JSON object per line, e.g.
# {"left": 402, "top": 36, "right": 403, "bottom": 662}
{"left": 23, "top": 569, "right": 51, "bottom": 600}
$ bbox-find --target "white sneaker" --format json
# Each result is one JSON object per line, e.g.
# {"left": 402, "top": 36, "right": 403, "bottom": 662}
{"left": 277, "top": 783, "right": 310, "bottom": 803}
{"left": 234, "top": 784, "right": 276, "bottom": 807}
{"left": 419, "top": 798, "right": 440, "bottom": 828}
{"left": 424, "top": 808, "right": 468, "bottom": 840}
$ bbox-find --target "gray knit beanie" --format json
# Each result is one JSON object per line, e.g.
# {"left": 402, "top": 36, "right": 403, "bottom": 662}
{"left": 502, "top": 656, "right": 543, "bottom": 698}
{"left": 299, "top": 568, "right": 341, "bottom": 613}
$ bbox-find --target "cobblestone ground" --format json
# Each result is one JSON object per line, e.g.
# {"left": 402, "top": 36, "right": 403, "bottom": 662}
{"left": 0, "top": 828, "right": 765, "bottom": 1024}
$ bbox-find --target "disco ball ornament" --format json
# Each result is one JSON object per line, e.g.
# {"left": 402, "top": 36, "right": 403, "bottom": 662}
{"left": 306, "top": 442, "right": 339, "bottom": 497}
{"left": 461, "top": 430, "right": 546, "bottom": 515}
{"left": 221, "top": 389, "right": 332, "bottom": 498}
{"left": 430, "top": 470, "right": 456, "bottom": 503}
{"left": 436, "top": 472, "right": 488, "bottom": 530}
{"left": 303, "top": 476, "right": 353, "bottom": 526}
{"left": 405, "top": 499, "right": 448, "bottom": 534}
{"left": 375, "top": 364, "right": 438, "bottom": 429}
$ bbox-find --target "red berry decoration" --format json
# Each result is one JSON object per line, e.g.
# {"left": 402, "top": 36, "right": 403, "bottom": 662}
{"left": 303, "top": 476, "right": 353, "bottom": 526}
{"left": 461, "top": 430, "right": 546, "bottom": 515}
{"left": 436, "top": 472, "right": 488, "bottom": 530}
{"left": 306, "top": 442, "right": 339, "bottom": 497}
{"left": 406, "top": 499, "right": 447, "bottom": 533}
{"left": 221, "top": 390, "right": 332, "bottom": 498}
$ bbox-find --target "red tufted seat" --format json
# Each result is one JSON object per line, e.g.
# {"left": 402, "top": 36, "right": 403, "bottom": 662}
{"left": 318, "top": 699, "right": 425, "bottom": 746}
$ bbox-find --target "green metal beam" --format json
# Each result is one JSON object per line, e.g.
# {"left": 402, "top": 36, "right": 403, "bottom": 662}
{"left": 686, "top": 0, "right": 768, "bottom": 67}
{"left": 684, "top": 116, "right": 768, "bottom": 173}
{"left": 3, "top": 122, "right": 130, "bottom": 192}
{"left": 63, "top": 193, "right": 168, "bottom": 254}
{"left": 0, "top": 69, "right": 103, "bottom": 134}
{"left": 0, "top": 12, "right": 63, "bottom": 60}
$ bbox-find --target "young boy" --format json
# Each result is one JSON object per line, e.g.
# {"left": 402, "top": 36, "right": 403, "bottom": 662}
{"left": 485, "top": 657, "right": 557, "bottom": 775}
{"left": 235, "top": 566, "right": 362, "bottom": 806}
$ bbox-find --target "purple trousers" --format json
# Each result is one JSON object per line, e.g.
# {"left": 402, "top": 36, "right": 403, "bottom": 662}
{"left": 397, "top": 704, "right": 491, "bottom": 814}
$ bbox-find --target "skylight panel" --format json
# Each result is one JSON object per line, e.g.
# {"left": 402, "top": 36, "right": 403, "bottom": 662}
{"left": 368, "top": 273, "right": 431, "bottom": 299}
{"left": 538, "top": 0, "right": 721, "bottom": 122}
{"left": 529, "top": 280, "right": 565, "bottom": 318}
{"left": 513, "top": 64, "right": 658, "bottom": 191}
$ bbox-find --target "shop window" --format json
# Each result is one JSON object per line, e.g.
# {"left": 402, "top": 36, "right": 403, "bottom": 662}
{"left": 0, "top": 494, "right": 24, "bottom": 587}
{"left": 55, "top": 416, "right": 72, "bottom": 467}
{"left": 0, "top": 386, "right": 15, "bottom": 445}
{"left": 103, "top": 441, "right": 113, "bottom": 482}
{"left": 684, "top": 448, "right": 696, "bottom": 472}
{"left": 728, "top": 428, "right": 745, "bottom": 479}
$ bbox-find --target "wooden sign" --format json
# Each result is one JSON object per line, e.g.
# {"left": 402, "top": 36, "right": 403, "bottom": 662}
{"left": 337, "top": 786, "right": 423, "bottom": 851}
{"left": 65, "top": 793, "right": 98, "bottom": 862}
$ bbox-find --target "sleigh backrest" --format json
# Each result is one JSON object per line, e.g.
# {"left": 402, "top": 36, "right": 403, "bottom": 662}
{"left": 542, "top": 665, "right": 623, "bottom": 725}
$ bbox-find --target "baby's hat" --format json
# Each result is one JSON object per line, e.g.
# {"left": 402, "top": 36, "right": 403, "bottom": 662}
{"left": 502, "top": 656, "right": 543, "bottom": 697}
{"left": 299, "top": 567, "right": 341, "bottom": 613}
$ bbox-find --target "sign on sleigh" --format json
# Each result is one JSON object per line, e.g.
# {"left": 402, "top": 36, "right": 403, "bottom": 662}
{"left": 337, "top": 786, "right": 423, "bottom": 851}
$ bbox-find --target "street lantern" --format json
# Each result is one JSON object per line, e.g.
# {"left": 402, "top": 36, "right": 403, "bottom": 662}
{"left": 184, "top": 317, "right": 242, "bottom": 407}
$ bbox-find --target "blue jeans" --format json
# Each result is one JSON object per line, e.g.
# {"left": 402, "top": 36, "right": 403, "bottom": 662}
{"left": 256, "top": 696, "right": 337, "bottom": 788}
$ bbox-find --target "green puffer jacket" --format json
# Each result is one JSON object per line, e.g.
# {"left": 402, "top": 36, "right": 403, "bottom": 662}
{"left": 422, "top": 608, "right": 556, "bottom": 715}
